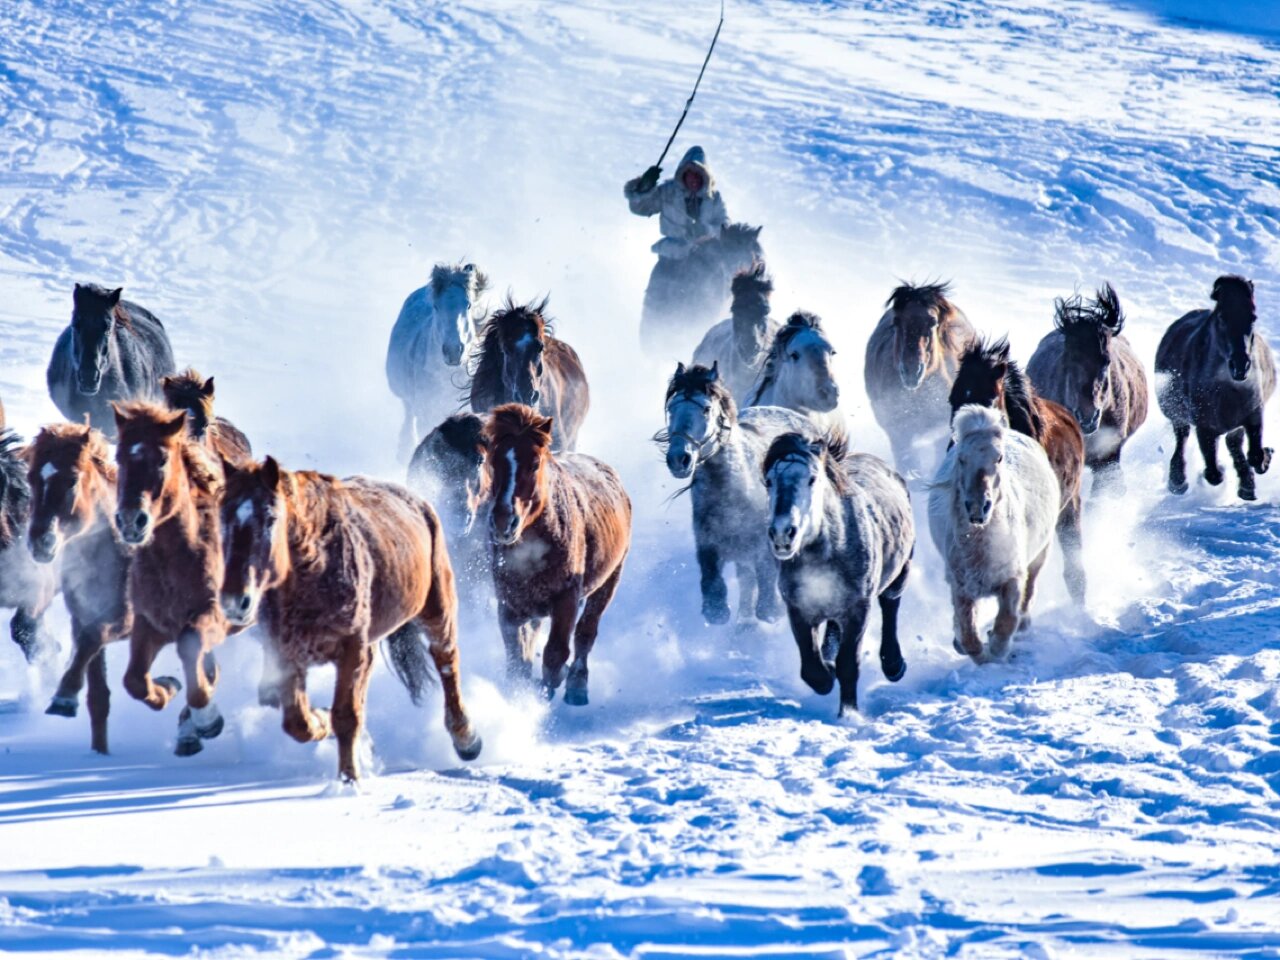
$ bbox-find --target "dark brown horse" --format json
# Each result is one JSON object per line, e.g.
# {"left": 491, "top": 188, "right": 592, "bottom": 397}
{"left": 162, "top": 368, "right": 253, "bottom": 464}
{"left": 865, "top": 282, "right": 975, "bottom": 476}
{"left": 485, "top": 404, "right": 631, "bottom": 704}
{"left": 1157, "top": 275, "right": 1276, "bottom": 501}
{"left": 468, "top": 298, "right": 589, "bottom": 452}
{"left": 949, "top": 338, "right": 1087, "bottom": 606}
{"left": 0, "top": 430, "right": 58, "bottom": 661}
{"left": 218, "top": 456, "right": 481, "bottom": 781}
{"left": 26, "top": 423, "right": 131, "bottom": 754}
{"left": 1027, "top": 284, "right": 1148, "bottom": 495}
{"left": 112, "top": 401, "right": 237, "bottom": 756}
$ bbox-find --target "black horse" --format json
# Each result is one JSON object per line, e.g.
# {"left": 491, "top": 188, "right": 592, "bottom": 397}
{"left": 0, "top": 430, "right": 59, "bottom": 662}
{"left": 47, "top": 284, "right": 176, "bottom": 439}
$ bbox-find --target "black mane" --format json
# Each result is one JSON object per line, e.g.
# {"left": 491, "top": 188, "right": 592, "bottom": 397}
{"left": 954, "top": 337, "right": 1043, "bottom": 440}
{"left": 761, "top": 431, "right": 850, "bottom": 495}
{"left": 748, "top": 311, "right": 826, "bottom": 406}
{"left": 887, "top": 280, "right": 953, "bottom": 313}
{"left": 1054, "top": 282, "right": 1125, "bottom": 339}
{"left": 0, "top": 429, "right": 32, "bottom": 549}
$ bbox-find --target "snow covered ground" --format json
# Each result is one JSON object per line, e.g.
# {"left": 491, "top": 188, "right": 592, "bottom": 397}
{"left": 1, "top": 0, "right": 1279, "bottom": 956}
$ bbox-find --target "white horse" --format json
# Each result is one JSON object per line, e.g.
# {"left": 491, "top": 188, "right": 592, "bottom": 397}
{"left": 928, "top": 405, "right": 1059, "bottom": 664}
{"left": 386, "top": 262, "right": 488, "bottom": 462}
{"left": 748, "top": 311, "right": 846, "bottom": 436}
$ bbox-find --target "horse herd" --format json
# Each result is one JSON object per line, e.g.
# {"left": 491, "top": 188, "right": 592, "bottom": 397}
{"left": 0, "top": 266, "right": 1271, "bottom": 779}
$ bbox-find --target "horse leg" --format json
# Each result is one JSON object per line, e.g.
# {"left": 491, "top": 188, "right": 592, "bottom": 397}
{"left": 1225, "top": 427, "right": 1255, "bottom": 501}
{"left": 988, "top": 579, "right": 1022, "bottom": 661}
{"left": 498, "top": 602, "right": 533, "bottom": 685}
{"left": 419, "top": 577, "right": 481, "bottom": 761}
{"left": 1197, "top": 426, "right": 1224, "bottom": 485}
{"left": 397, "top": 399, "right": 417, "bottom": 465}
{"left": 173, "top": 617, "right": 226, "bottom": 757}
{"left": 85, "top": 647, "right": 111, "bottom": 755}
{"left": 834, "top": 601, "right": 871, "bottom": 717}
{"left": 332, "top": 636, "right": 375, "bottom": 782}
{"left": 951, "top": 590, "right": 984, "bottom": 662}
{"left": 9, "top": 607, "right": 43, "bottom": 663}
{"left": 877, "top": 561, "right": 910, "bottom": 683}
{"left": 280, "top": 661, "right": 332, "bottom": 745}
{"left": 566, "top": 562, "right": 625, "bottom": 707}
{"left": 1168, "top": 423, "right": 1190, "bottom": 495}
{"left": 697, "top": 545, "right": 730, "bottom": 625}
{"left": 541, "top": 589, "right": 581, "bottom": 700}
{"left": 46, "top": 618, "right": 106, "bottom": 717}
{"left": 753, "top": 549, "right": 784, "bottom": 623}
{"left": 1245, "top": 410, "right": 1271, "bottom": 474}
{"left": 1018, "top": 546, "right": 1050, "bottom": 633}
{"left": 788, "top": 606, "right": 833, "bottom": 695}
{"left": 1057, "top": 495, "right": 1087, "bottom": 606}
{"left": 734, "top": 562, "right": 758, "bottom": 625}
{"left": 121, "top": 619, "right": 181, "bottom": 711}
{"left": 258, "top": 635, "right": 284, "bottom": 708}
{"left": 1091, "top": 449, "right": 1126, "bottom": 498}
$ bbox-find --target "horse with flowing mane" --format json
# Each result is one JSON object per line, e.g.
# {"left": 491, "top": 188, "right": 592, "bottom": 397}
{"left": 748, "top": 311, "right": 843, "bottom": 435}
{"left": 484, "top": 404, "right": 631, "bottom": 703}
{"left": 692, "top": 260, "right": 779, "bottom": 404}
{"left": 162, "top": 367, "right": 253, "bottom": 464}
{"left": 0, "top": 429, "right": 58, "bottom": 662}
{"left": 468, "top": 297, "right": 589, "bottom": 452}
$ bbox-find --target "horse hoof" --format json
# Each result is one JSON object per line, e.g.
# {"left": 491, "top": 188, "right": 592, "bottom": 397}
{"left": 702, "top": 601, "right": 731, "bottom": 626}
{"left": 1252, "top": 448, "right": 1273, "bottom": 474}
{"left": 45, "top": 696, "right": 78, "bottom": 718}
{"left": 1167, "top": 477, "right": 1188, "bottom": 496}
{"left": 800, "top": 661, "right": 835, "bottom": 696}
{"left": 174, "top": 736, "right": 203, "bottom": 757}
{"left": 564, "top": 687, "right": 589, "bottom": 707}
{"left": 1239, "top": 485, "right": 1258, "bottom": 502}
{"left": 755, "top": 605, "right": 783, "bottom": 624}
{"left": 881, "top": 657, "right": 906, "bottom": 683}
{"left": 1204, "top": 467, "right": 1224, "bottom": 486}
{"left": 258, "top": 685, "right": 281, "bottom": 709}
{"left": 837, "top": 700, "right": 859, "bottom": 718}
{"left": 154, "top": 676, "right": 183, "bottom": 697}
{"left": 455, "top": 734, "right": 484, "bottom": 762}
{"left": 179, "top": 703, "right": 224, "bottom": 740}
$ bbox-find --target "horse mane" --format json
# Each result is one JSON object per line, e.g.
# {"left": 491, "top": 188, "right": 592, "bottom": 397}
{"left": 887, "top": 280, "right": 967, "bottom": 348}
{"left": 722, "top": 222, "right": 762, "bottom": 243}
{"left": 433, "top": 412, "right": 487, "bottom": 459}
{"left": 748, "top": 311, "right": 825, "bottom": 405}
{"left": 163, "top": 367, "right": 214, "bottom": 439}
{"left": 663, "top": 363, "right": 737, "bottom": 419}
{"left": 1054, "top": 283, "right": 1124, "bottom": 337}
{"left": 431, "top": 262, "right": 489, "bottom": 299}
{"left": 1212, "top": 274, "right": 1254, "bottom": 304}
{"left": 31, "top": 421, "right": 114, "bottom": 480}
{"left": 731, "top": 259, "right": 773, "bottom": 302}
{"left": 485, "top": 402, "right": 554, "bottom": 451}
{"left": 115, "top": 401, "right": 221, "bottom": 496}
{"left": 956, "top": 337, "right": 1043, "bottom": 440}
{"left": 761, "top": 431, "right": 851, "bottom": 496}
{"left": 0, "top": 429, "right": 31, "bottom": 546}
{"left": 467, "top": 296, "right": 553, "bottom": 407}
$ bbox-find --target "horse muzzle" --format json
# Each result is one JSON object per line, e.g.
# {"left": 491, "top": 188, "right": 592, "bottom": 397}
{"left": 442, "top": 344, "right": 465, "bottom": 367}
{"left": 1230, "top": 361, "right": 1251, "bottom": 382}
{"left": 768, "top": 522, "right": 800, "bottom": 560}
{"left": 77, "top": 375, "right": 103, "bottom": 396}
{"left": 666, "top": 446, "right": 696, "bottom": 479}
{"left": 898, "top": 364, "right": 925, "bottom": 390}
{"left": 115, "top": 508, "right": 153, "bottom": 545}
{"left": 490, "top": 514, "right": 522, "bottom": 547}
{"left": 220, "top": 590, "right": 258, "bottom": 626}
{"left": 28, "top": 530, "right": 59, "bottom": 564}
{"left": 964, "top": 499, "right": 993, "bottom": 526}
{"left": 816, "top": 383, "right": 840, "bottom": 411}
{"left": 1074, "top": 409, "right": 1101, "bottom": 435}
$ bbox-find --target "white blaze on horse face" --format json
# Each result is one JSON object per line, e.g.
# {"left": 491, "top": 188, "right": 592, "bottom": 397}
{"left": 40, "top": 462, "right": 58, "bottom": 481}
{"left": 129, "top": 442, "right": 146, "bottom": 458}
{"left": 500, "top": 447, "right": 518, "bottom": 514}
{"left": 768, "top": 458, "right": 816, "bottom": 558}
{"left": 235, "top": 497, "right": 256, "bottom": 526}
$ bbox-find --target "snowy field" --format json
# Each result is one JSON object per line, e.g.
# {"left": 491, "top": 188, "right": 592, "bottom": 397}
{"left": 2, "top": 0, "right": 1280, "bottom": 956}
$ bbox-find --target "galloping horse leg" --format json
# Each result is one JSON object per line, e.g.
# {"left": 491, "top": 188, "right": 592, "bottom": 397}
{"left": 9, "top": 607, "right": 43, "bottom": 663}
{"left": 257, "top": 635, "right": 284, "bottom": 708}
{"left": 420, "top": 583, "right": 481, "bottom": 761}
{"left": 788, "top": 606, "right": 833, "bottom": 695}
{"left": 696, "top": 545, "right": 730, "bottom": 625}
{"left": 752, "top": 548, "right": 784, "bottom": 623}
{"left": 1168, "top": 423, "right": 1190, "bottom": 495}
{"left": 332, "top": 635, "right": 375, "bottom": 782}
{"left": 1057, "top": 494, "right": 1087, "bottom": 606}
{"left": 47, "top": 619, "right": 108, "bottom": 717}
{"left": 173, "top": 616, "right": 226, "bottom": 756}
{"left": 85, "top": 647, "right": 111, "bottom": 755}
{"left": 951, "top": 591, "right": 984, "bottom": 662}
{"left": 734, "top": 563, "right": 758, "bottom": 625}
{"left": 121, "top": 618, "right": 182, "bottom": 711}
{"left": 565, "top": 563, "right": 624, "bottom": 707}
{"left": 834, "top": 600, "right": 870, "bottom": 717}
{"left": 280, "top": 662, "right": 332, "bottom": 745}
{"left": 498, "top": 602, "right": 533, "bottom": 684}
{"left": 1245, "top": 410, "right": 1272, "bottom": 475}
{"left": 1091, "top": 451, "right": 1126, "bottom": 498}
{"left": 877, "top": 561, "right": 910, "bottom": 683}
{"left": 397, "top": 399, "right": 417, "bottom": 465}
{"left": 541, "top": 589, "right": 581, "bottom": 700}
{"left": 988, "top": 579, "right": 1023, "bottom": 661}
{"left": 1196, "top": 426, "right": 1224, "bottom": 485}
{"left": 1019, "top": 546, "right": 1050, "bottom": 635}
{"left": 1225, "top": 428, "right": 1255, "bottom": 501}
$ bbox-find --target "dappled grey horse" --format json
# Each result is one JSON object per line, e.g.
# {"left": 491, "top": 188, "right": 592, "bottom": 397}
{"left": 1157, "top": 275, "right": 1276, "bottom": 501}
{"left": 386, "top": 262, "right": 489, "bottom": 461}
{"left": 748, "top": 311, "right": 844, "bottom": 436}
{"left": 46, "top": 284, "right": 176, "bottom": 440}
{"left": 762, "top": 432, "right": 913, "bottom": 715}
{"left": 658, "top": 362, "right": 814, "bottom": 626}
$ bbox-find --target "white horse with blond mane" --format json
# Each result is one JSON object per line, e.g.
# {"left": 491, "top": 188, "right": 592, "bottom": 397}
{"left": 928, "top": 405, "right": 1059, "bottom": 663}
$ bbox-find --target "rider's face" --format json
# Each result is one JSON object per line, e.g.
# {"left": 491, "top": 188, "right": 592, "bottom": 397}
{"left": 682, "top": 170, "right": 703, "bottom": 192}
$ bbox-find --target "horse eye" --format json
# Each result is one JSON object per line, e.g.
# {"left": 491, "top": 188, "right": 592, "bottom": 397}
{"left": 808, "top": 476, "right": 816, "bottom": 486}
{"left": 764, "top": 478, "right": 772, "bottom": 489}
{"left": 789, "top": 351, "right": 800, "bottom": 361}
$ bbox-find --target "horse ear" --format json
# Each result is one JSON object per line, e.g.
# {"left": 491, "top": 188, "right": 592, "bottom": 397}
{"left": 261, "top": 456, "right": 281, "bottom": 492}
{"left": 708, "top": 360, "right": 720, "bottom": 382}
{"left": 159, "top": 409, "right": 187, "bottom": 438}
{"left": 106, "top": 288, "right": 123, "bottom": 308}
{"left": 536, "top": 415, "right": 555, "bottom": 438}
{"left": 111, "top": 402, "right": 129, "bottom": 434}
{"left": 675, "top": 361, "right": 686, "bottom": 377}
{"left": 201, "top": 377, "right": 215, "bottom": 397}
{"left": 219, "top": 453, "right": 238, "bottom": 481}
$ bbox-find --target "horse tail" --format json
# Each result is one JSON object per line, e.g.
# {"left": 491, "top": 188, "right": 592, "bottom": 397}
{"left": 384, "top": 622, "right": 436, "bottom": 706}
{"left": 384, "top": 502, "right": 457, "bottom": 705}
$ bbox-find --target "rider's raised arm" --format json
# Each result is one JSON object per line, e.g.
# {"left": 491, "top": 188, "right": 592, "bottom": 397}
{"left": 624, "top": 171, "right": 668, "bottom": 216}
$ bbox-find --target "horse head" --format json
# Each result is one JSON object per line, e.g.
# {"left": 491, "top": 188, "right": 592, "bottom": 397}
{"left": 413, "top": 413, "right": 489, "bottom": 535}
{"left": 753, "top": 312, "right": 839, "bottom": 412}
{"left": 761, "top": 431, "right": 848, "bottom": 560}
{"left": 950, "top": 337, "right": 1010, "bottom": 415}
{"left": 1054, "top": 283, "right": 1124, "bottom": 434}
{"left": 887, "top": 281, "right": 956, "bottom": 390}
{"left": 717, "top": 222, "right": 764, "bottom": 276}
{"left": 949, "top": 405, "right": 1008, "bottom": 526}
{"left": 431, "top": 262, "right": 488, "bottom": 367}
{"left": 218, "top": 455, "right": 290, "bottom": 626}
{"left": 70, "top": 283, "right": 124, "bottom": 396}
{"left": 26, "top": 422, "right": 112, "bottom": 563}
{"left": 1211, "top": 275, "right": 1257, "bottom": 382}
{"left": 485, "top": 404, "right": 553, "bottom": 546}
{"left": 112, "top": 402, "right": 198, "bottom": 546}
{"left": 660, "top": 361, "right": 735, "bottom": 479}
{"left": 485, "top": 297, "right": 550, "bottom": 407}
{"left": 162, "top": 368, "right": 217, "bottom": 439}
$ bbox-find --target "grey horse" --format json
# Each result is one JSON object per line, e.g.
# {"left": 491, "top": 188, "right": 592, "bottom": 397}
{"left": 692, "top": 260, "right": 779, "bottom": 405}
{"left": 748, "top": 311, "right": 844, "bottom": 436}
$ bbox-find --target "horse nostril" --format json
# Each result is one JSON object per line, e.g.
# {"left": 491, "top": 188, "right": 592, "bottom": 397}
{"left": 134, "top": 514, "right": 148, "bottom": 531}
{"left": 114, "top": 512, "right": 126, "bottom": 531}
{"left": 238, "top": 595, "right": 252, "bottom": 613}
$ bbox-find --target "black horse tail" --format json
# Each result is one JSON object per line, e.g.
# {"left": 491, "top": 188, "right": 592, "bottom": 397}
{"left": 384, "top": 622, "right": 437, "bottom": 706}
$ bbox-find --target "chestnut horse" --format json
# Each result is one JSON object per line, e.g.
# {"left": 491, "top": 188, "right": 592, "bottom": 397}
{"left": 468, "top": 298, "right": 589, "bottom": 452}
{"left": 162, "top": 368, "right": 253, "bottom": 463}
{"left": 865, "top": 282, "right": 975, "bottom": 476}
{"left": 949, "top": 338, "right": 1087, "bottom": 606}
{"left": 26, "top": 423, "right": 131, "bottom": 753}
{"left": 112, "top": 402, "right": 237, "bottom": 756}
{"left": 218, "top": 456, "right": 482, "bottom": 781}
{"left": 485, "top": 404, "right": 631, "bottom": 704}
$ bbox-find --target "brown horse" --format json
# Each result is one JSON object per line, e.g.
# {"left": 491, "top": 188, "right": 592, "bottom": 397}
{"left": 218, "top": 456, "right": 481, "bottom": 781}
{"left": 949, "top": 338, "right": 1087, "bottom": 606}
{"left": 112, "top": 401, "right": 236, "bottom": 756}
{"left": 485, "top": 404, "right": 631, "bottom": 704}
{"left": 162, "top": 368, "right": 253, "bottom": 463}
{"left": 468, "top": 298, "right": 589, "bottom": 452}
{"left": 26, "top": 423, "right": 131, "bottom": 754}
{"left": 865, "top": 282, "right": 975, "bottom": 476}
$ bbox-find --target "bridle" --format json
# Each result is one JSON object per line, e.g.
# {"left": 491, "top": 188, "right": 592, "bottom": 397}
{"left": 664, "top": 393, "right": 730, "bottom": 461}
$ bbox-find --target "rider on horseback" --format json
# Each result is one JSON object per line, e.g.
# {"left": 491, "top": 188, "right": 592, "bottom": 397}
{"left": 624, "top": 145, "right": 728, "bottom": 260}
